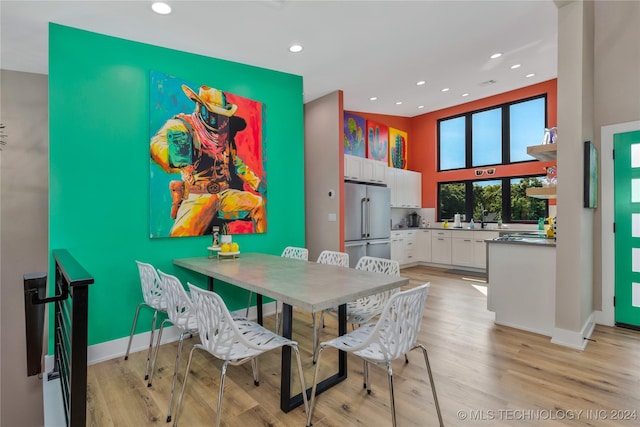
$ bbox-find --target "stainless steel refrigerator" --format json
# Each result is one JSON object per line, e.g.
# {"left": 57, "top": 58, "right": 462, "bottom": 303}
{"left": 344, "top": 182, "right": 391, "bottom": 268}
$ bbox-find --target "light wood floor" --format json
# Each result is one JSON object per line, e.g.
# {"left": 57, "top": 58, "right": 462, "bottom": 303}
{"left": 87, "top": 266, "right": 640, "bottom": 426}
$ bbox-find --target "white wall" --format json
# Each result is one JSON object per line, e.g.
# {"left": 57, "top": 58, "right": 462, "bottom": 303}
{"left": 304, "top": 91, "right": 343, "bottom": 260}
{"left": 0, "top": 69, "right": 49, "bottom": 427}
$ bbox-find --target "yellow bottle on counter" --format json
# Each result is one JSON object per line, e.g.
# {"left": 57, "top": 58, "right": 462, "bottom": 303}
{"left": 546, "top": 217, "right": 555, "bottom": 238}
{"left": 443, "top": 220, "right": 449, "bottom": 229}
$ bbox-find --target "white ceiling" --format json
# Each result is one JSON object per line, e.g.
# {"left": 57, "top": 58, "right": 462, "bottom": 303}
{"left": 0, "top": 0, "right": 558, "bottom": 117}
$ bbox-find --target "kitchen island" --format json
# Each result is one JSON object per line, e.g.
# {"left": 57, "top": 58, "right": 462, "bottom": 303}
{"left": 486, "top": 234, "right": 556, "bottom": 336}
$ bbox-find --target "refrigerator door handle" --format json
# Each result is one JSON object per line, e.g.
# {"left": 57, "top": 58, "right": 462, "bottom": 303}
{"left": 360, "top": 197, "right": 367, "bottom": 238}
{"left": 367, "top": 239, "right": 391, "bottom": 245}
{"left": 368, "top": 197, "right": 372, "bottom": 237}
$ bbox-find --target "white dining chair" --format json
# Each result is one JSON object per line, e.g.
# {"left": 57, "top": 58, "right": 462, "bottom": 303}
{"left": 172, "top": 284, "right": 309, "bottom": 427}
{"left": 124, "top": 261, "right": 167, "bottom": 382}
{"left": 312, "top": 250, "right": 349, "bottom": 363}
{"left": 244, "top": 246, "right": 309, "bottom": 333}
{"left": 306, "top": 283, "right": 443, "bottom": 427}
{"left": 148, "top": 271, "right": 199, "bottom": 423}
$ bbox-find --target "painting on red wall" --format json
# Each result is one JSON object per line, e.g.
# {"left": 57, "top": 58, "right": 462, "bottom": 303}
{"left": 366, "top": 120, "right": 389, "bottom": 163}
{"left": 149, "top": 70, "right": 267, "bottom": 238}
{"left": 343, "top": 112, "right": 366, "bottom": 157}
{"left": 389, "top": 127, "right": 408, "bottom": 169}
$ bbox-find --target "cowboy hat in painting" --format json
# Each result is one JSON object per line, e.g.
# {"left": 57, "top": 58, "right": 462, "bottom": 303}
{"left": 182, "top": 84, "right": 238, "bottom": 117}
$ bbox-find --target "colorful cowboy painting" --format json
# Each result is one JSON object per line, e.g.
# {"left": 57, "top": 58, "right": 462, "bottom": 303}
{"left": 149, "top": 71, "right": 267, "bottom": 238}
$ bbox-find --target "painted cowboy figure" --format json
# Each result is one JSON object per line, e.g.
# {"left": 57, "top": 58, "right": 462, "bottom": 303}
{"left": 150, "top": 84, "right": 266, "bottom": 237}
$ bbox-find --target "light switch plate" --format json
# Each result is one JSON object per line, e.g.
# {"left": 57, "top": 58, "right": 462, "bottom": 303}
{"left": 328, "top": 213, "right": 337, "bottom": 222}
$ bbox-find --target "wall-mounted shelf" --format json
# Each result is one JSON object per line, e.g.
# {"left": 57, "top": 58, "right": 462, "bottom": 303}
{"left": 527, "top": 144, "right": 557, "bottom": 161}
{"left": 526, "top": 187, "right": 556, "bottom": 199}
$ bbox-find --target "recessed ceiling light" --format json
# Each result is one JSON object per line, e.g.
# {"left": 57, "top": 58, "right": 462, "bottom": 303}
{"left": 289, "top": 44, "right": 303, "bottom": 53}
{"left": 490, "top": 52, "right": 502, "bottom": 59}
{"left": 416, "top": 81, "right": 426, "bottom": 86}
{"left": 418, "top": 105, "right": 425, "bottom": 109}
{"left": 395, "top": 101, "right": 403, "bottom": 105}
{"left": 441, "top": 88, "right": 450, "bottom": 92}
{"left": 462, "top": 93, "right": 469, "bottom": 97}
{"left": 526, "top": 73, "right": 536, "bottom": 78}
{"left": 152, "top": 2, "right": 171, "bottom": 14}
{"left": 510, "top": 64, "right": 521, "bottom": 69}
{"left": 369, "top": 97, "right": 378, "bottom": 101}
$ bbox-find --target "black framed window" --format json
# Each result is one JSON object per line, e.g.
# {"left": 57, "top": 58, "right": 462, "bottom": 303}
{"left": 438, "top": 94, "right": 547, "bottom": 170}
{"left": 438, "top": 175, "right": 548, "bottom": 223}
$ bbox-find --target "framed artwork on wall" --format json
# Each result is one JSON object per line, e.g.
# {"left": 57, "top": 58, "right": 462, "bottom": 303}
{"left": 366, "top": 120, "right": 389, "bottom": 163}
{"left": 343, "top": 112, "right": 366, "bottom": 157}
{"left": 584, "top": 140, "right": 598, "bottom": 208}
{"left": 389, "top": 127, "right": 408, "bottom": 169}
{"left": 149, "top": 70, "right": 267, "bottom": 238}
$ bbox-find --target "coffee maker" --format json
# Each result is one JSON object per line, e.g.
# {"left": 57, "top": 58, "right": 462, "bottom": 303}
{"left": 407, "top": 211, "right": 421, "bottom": 228}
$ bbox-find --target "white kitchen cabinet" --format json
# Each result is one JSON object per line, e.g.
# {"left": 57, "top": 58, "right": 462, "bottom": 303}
{"left": 344, "top": 154, "right": 362, "bottom": 181}
{"left": 431, "top": 230, "right": 452, "bottom": 264}
{"left": 345, "top": 154, "right": 387, "bottom": 184}
{"left": 472, "top": 231, "right": 499, "bottom": 268}
{"left": 404, "top": 230, "right": 418, "bottom": 265}
{"left": 387, "top": 167, "right": 421, "bottom": 208}
{"left": 417, "top": 229, "right": 432, "bottom": 262}
{"left": 390, "top": 231, "right": 405, "bottom": 264}
{"left": 451, "top": 230, "right": 474, "bottom": 267}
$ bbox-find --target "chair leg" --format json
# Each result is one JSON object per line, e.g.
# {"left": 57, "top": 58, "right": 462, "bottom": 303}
{"left": 172, "top": 346, "right": 197, "bottom": 427}
{"left": 166, "top": 331, "right": 187, "bottom": 423}
{"left": 245, "top": 291, "right": 253, "bottom": 318}
{"left": 216, "top": 362, "right": 230, "bottom": 427}
{"left": 312, "top": 312, "right": 319, "bottom": 364}
{"left": 386, "top": 362, "right": 397, "bottom": 427}
{"left": 147, "top": 319, "right": 168, "bottom": 387}
{"left": 124, "top": 303, "right": 145, "bottom": 360}
{"left": 364, "top": 360, "right": 370, "bottom": 393}
{"left": 250, "top": 357, "right": 259, "bottom": 386}
{"left": 405, "top": 354, "right": 409, "bottom": 364}
{"left": 417, "top": 344, "right": 444, "bottom": 427}
{"left": 144, "top": 309, "right": 159, "bottom": 380}
{"left": 306, "top": 346, "right": 325, "bottom": 427}
{"left": 291, "top": 344, "right": 309, "bottom": 414}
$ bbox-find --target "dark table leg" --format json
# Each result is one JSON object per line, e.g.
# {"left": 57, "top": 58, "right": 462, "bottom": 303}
{"left": 280, "top": 303, "right": 347, "bottom": 413}
{"left": 207, "top": 277, "right": 214, "bottom": 291}
{"left": 257, "top": 294, "right": 263, "bottom": 325}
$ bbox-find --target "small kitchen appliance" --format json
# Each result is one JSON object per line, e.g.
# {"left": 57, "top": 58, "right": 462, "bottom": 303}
{"left": 407, "top": 211, "right": 421, "bottom": 228}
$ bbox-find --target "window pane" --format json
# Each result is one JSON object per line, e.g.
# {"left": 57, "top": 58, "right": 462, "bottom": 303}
{"left": 472, "top": 108, "right": 502, "bottom": 167}
{"left": 472, "top": 180, "right": 502, "bottom": 222}
{"left": 512, "top": 177, "right": 548, "bottom": 220}
{"left": 510, "top": 98, "right": 546, "bottom": 162}
{"left": 439, "top": 182, "right": 466, "bottom": 221}
{"left": 439, "top": 117, "right": 466, "bottom": 170}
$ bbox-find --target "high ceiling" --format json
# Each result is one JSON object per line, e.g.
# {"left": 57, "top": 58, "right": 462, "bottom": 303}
{"left": 0, "top": 0, "right": 558, "bottom": 117}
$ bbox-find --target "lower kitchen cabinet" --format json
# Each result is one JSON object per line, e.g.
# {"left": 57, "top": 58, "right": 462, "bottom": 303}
{"left": 473, "top": 231, "right": 499, "bottom": 268}
{"left": 451, "top": 231, "right": 474, "bottom": 267}
{"left": 390, "top": 231, "right": 405, "bottom": 264}
{"left": 404, "top": 230, "right": 418, "bottom": 264}
{"left": 417, "top": 229, "right": 432, "bottom": 262}
{"left": 431, "top": 230, "right": 452, "bottom": 264}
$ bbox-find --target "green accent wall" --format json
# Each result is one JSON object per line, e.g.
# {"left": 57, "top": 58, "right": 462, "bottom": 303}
{"left": 49, "top": 24, "right": 305, "bottom": 346}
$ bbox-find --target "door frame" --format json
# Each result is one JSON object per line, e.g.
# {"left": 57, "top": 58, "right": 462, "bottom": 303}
{"left": 600, "top": 120, "right": 640, "bottom": 326}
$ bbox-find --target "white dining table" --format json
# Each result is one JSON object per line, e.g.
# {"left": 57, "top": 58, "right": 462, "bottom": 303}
{"left": 173, "top": 252, "right": 409, "bottom": 412}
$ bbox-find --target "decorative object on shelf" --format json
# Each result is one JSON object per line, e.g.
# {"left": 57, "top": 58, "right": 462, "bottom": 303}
{"left": 389, "top": 127, "right": 407, "bottom": 169}
{"left": 584, "top": 141, "right": 598, "bottom": 209}
{"left": 542, "top": 166, "right": 557, "bottom": 187}
{"left": 366, "top": 119, "right": 389, "bottom": 163}
{"left": 211, "top": 225, "right": 220, "bottom": 247}
{"left": 343, "top": 112, "right": 366, "bottom": 157}
{"left": 541, "top": 126, "right": 558, "bottom": 145}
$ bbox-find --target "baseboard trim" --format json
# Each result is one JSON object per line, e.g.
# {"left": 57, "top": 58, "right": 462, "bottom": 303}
{"left": 551, "top": 311, "right": 596, "bottom": 350}
{"left": 43, "top": 301, "right": 277, "bottom": 369}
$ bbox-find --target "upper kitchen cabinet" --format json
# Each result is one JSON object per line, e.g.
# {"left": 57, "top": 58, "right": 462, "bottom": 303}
{"left": 344, "top": 154, "right": 387, "bottom": 184}
{"left": 388, "top": 167, "right": 422, "bottom": 208}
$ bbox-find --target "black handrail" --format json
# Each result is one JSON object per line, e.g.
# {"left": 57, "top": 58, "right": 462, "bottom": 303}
{"left": 33, "top": 249, "right": 94, "bottom": 427}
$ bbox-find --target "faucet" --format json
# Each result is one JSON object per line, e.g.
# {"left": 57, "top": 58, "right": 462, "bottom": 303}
{"left": 479, "top": 204, "right": 488, "bottom": 229}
